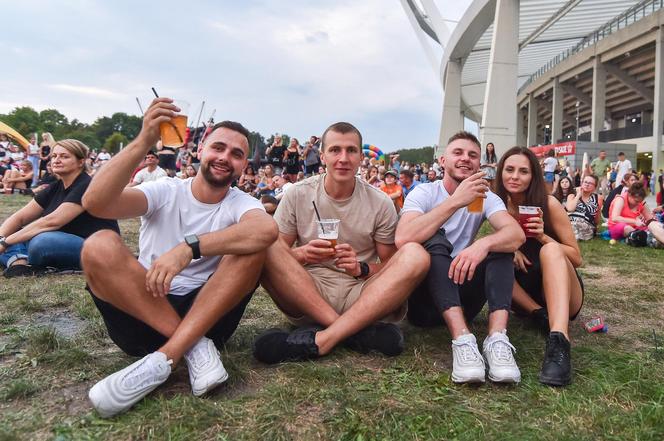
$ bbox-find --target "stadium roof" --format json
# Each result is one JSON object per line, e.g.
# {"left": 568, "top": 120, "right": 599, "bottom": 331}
{"left": 406, "top": 0, "right": 649, "bottom": 121}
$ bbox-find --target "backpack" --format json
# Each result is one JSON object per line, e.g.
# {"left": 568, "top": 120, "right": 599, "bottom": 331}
{"left": 626, "top": 230, "right": 647, "bottom": 247}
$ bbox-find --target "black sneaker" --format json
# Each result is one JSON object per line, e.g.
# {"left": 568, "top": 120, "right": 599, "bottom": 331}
{"left": 252, "top": 327, "right": 321, "bottom": 364}
{"left": 530, "top": 308, "right": 550, "bottom": 334}
{"left": 345, "top": 323, "right": 404, "bottom": 356}
{"left": 3, "top": 265, "right": 59, "bottom": 278}
{"left": 539, "top": 331, "right": 572, "bottom": 386}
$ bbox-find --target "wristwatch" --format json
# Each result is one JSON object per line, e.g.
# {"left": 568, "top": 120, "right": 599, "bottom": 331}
{"left": 355, "top": 261, "right": 370, "bottom": 279}
{"left": 0, "top": 236, "right": 8, "bottom": 249}
{"left": 184, "top": 234, "right": 201, "bottom": 260}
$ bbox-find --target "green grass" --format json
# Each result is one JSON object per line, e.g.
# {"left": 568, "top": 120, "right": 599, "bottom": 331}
{"left": 1, "top": 195, "right": 664, "bottom": 440}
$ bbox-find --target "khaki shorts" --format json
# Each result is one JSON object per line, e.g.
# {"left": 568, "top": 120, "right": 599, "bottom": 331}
{"left": 284, "top": 266, "right": 407, "bottom": 326}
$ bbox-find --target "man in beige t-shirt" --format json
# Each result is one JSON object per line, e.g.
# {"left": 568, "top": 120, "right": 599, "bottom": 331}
{"left": 253, "top": 122, "right": 430, "bottom": 364}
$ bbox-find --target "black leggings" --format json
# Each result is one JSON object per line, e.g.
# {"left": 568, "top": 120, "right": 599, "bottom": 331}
{"left": 408, "top": 230, "right": 514, "bottom": 327}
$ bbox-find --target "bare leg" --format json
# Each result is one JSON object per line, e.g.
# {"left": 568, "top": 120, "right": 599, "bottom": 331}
{"left": 260, "top": 239, "right": 339, "bottom": 327}
{"left": 82, "top": 230, "right": 182, "bottom": 337}
{"left": 315, "top": 242, "right": 429, "bottom": 354}
{"left": 159, "top": 251, "right": 265, "bottom": 362}
{"left": 649, "top": 222, "right": 664, "bottom": 244}
{"left": 540, "top": 242, "right": 583, "bottom": 339}
{"left": 487, "top": 310, "right": 509, "bottom": 334}
{"left": 512, "top": 281, "right": 543, "bottom": 313}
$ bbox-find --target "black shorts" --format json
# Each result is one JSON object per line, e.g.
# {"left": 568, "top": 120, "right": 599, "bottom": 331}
{"left": 89, "top": 285, "right": 254, "bottom": 357}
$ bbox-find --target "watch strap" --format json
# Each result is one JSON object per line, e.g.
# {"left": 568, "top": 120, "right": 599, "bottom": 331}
{"left": 184, "top": 234, "right": 201, "bottom": 260}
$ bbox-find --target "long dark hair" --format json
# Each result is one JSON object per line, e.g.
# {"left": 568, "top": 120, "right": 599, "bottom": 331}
{"left": 484, "top": 142, "right": 497, "bottom": 163}
{"left": 553, "top": 176, "right": 576, "bottom": 203}
{"left": 496, "top": 146, "right": 554, "bottom": 237}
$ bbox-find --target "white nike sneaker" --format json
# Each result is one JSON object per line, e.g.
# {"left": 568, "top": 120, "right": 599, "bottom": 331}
{"left": 88, "top": 351, "right": 172, "bottom": 418}
{"left": 184, "top": 337, "right": 229, "bottom": 397}
{"left": 451, "top": 333, "right": 486, "bottom": 383}
{"left": 483, "top": 331, "right": 521, "bottom": 383}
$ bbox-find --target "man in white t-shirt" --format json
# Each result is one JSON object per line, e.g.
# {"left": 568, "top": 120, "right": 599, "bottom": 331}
{"left": 97, "top": 148, "right": 112, "bottom": 162}
{"left": 272, "top": 174, "right": 293, "bottom": 201}
{"left": 614, "top": 152, "right": 632, "bottom": 187}
{"left": 129, "top": 150, "right": 168, "bottom": 186}
{"left": 80, "top": 98, "right": 278, "bottom": 418}
{"left": 253, "top": 122, "right": 429, "bottom": 364}
{"left": 396, "top": 131, "right": 525, "bottom": 385}
{"left": 541, "top": 149, "right": 558, "bottom": 193}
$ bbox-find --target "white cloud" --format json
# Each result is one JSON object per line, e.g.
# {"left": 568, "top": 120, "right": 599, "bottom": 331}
{"left": 47, "top": 84, "right": 126, "bottom": 100}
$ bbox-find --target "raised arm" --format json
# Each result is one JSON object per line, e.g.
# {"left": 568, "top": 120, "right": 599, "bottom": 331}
{"left": 82, "top": 98, "right": 178, "bottom": 219}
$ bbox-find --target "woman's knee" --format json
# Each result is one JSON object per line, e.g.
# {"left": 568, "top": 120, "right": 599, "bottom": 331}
{"left": 540, "top": 242, "right": 564, "bottom": 261}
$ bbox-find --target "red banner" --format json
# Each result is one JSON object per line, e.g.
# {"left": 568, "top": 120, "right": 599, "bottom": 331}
{"left": 529, "top": 141, "right": 576, "bottom": 158}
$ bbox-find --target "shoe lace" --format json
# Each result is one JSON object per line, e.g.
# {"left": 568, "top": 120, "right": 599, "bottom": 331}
{"left": 485, "top": 338, "right": 516, "bottom": 363}
{"left": 545, "top": 338, "right": 566, "bottom": 365}
{"left": 186, "top": 344, "right": 213, "bottom": 371}
{"left": 454, "top": 340, "right": 482, "bottom": 363}
{"left": 123, "top": 357, "right": 172, "bottom": 389}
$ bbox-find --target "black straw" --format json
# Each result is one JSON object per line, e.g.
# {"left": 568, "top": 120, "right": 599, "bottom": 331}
{"left": 151, "top": 87, "right": 159, "bottom": 98}
{"left": 312, "top": 201, "right": 325, "bottom": 234}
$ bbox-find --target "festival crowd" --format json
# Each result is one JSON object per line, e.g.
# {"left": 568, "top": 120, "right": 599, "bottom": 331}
{"left": 1, "top": 97, "right": 663, "bottom": 419}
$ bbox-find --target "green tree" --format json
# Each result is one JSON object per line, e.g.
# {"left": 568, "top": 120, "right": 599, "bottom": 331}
{"left": 39, "top": 109, "right": 68, "bottom": 135}
{"left": 393, "top": 146, "right": 435, "bottom": 165}
{"left": 1, "top": 106, "right": 41, "bottom": 135}
{"left": 110, "top": 112, "right": 142, "bottom": 140}
{"left": 103, "top": 132, "right": 129, "bottom": 153}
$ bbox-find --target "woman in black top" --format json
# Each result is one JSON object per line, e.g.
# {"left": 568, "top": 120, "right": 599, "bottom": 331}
{"left": 283, "top": 138, "right": 301, "bottom": 183}
{"left": 496, "top": 146, "right": 583, "bottom": 386}
{"left": 39, "top": 132, "right": 55, "bottom": 178}
{"left": 0, "top": 139, "right": 120, "bottom": 277}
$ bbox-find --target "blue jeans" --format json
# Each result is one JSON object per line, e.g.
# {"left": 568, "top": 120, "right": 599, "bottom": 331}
{"left": 0, "top": 231, "right": 84, "bottom": 270}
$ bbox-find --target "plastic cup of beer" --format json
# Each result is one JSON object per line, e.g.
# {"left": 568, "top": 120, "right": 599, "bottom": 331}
{"left": 467, "top": 197, "right": 484, "bottom": 213}
{"left": 316, "top": 219, "right": 340, "bottom": 248}
{"left": 159, "top": 99, "right": 189, "bottom": 148}
{"left": 518, "top": 206, "right": 542, "bottom": 238}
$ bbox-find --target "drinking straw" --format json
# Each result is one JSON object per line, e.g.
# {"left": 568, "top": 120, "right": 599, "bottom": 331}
{"left": 135, "top": 97, "right": 144, "bottom": 115}
{"left": 312, "top": 201, "right": 325, "bottom": 234}
{"left": 150, "top": 87, "right": 183, "bottom": 144}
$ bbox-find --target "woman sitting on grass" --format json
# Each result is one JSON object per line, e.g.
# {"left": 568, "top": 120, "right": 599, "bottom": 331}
{"left": 602, "top": 173, "right": 637, "bottom": 219}
{"left": 566, "top": 174, "right": 602, "bottom": 240}
{"left": 608, "top": 182, "right": 664, "bottom": 245}
{"left": 496, "top": 146, "right": 584, "bottom": 386}
{"left": 0, "top": 140, "right": 119, "bottom": 277}
{"left": 2, "top": 160, "right": 34, "bottom": 194}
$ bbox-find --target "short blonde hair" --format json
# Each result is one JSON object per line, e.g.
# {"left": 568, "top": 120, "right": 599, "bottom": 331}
{"left": 53, "top": 139, "right": 91, "bottom": 172}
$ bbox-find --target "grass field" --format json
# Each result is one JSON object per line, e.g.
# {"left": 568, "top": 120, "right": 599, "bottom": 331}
{"left": 1, "top": 194, "right": 663, "bottom": 440}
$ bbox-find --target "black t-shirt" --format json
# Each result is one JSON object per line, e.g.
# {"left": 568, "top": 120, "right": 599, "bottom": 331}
{"left": 34, "top": 172, "right": 120, "bottom": 238}
{"left": 40, "top": 145, "right": 51, "bottom": 159}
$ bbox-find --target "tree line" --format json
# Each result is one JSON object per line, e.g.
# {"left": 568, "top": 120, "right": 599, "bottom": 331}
{"left": 1, "top": 106, "right": 433, "bottom": 161}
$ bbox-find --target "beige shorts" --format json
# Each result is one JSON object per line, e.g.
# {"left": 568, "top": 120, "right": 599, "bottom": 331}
{"left": 285, "top": 266, "right": 407, "bottom": 326}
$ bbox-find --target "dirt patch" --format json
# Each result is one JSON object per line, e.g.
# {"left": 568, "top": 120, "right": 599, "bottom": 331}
{"left": 26, "top": 308, "right": 87, "bottom": 339}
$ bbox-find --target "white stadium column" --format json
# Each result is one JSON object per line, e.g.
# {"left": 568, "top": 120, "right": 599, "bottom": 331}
{"left": 527, "top": 93, "right": 538, "bottom": 147}
{"left": 591, "top": 58, "right": 606, "bottom": 143}
{"left": 654, "top": 26, "right": 664, "bottom": 180}
{"left": 552, "top": 77, "right": 564, "bottom": 144}
{"left": 480, "top": 0, "right": 519, "bottom": 156}
{"left": 438, "top": 59, "right": 463, "bottom": 157}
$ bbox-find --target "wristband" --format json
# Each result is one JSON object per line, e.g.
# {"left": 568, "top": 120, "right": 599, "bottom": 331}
{"left": 645, "top": 218, "right": 654, "bottom": 226}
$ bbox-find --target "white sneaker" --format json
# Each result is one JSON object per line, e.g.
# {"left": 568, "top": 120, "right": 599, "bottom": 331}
{"left": 184, "top": 337, "right": 229, "bottom": 397}
{"left": 88, "top": 351, "right": 172, "bottom": 418}
{"left": 451, "top": 333, "right": 486, "bottom": 383}
{"left": 483, "top": 331, "right": 521, "bottom": 383}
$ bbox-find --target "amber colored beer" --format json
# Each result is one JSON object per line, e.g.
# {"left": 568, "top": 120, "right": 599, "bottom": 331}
{"left": 160, "top": 114, "right": 188, "bottom": 148}
{"left": 319, "top": 234, "right": 338, "bottom": 248}
{"left": 467, "top": 197, "right": 484, "bottom": 213}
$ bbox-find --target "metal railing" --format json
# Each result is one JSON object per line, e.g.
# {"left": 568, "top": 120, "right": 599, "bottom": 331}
{"left": 569, "top": 121, "right": 658, "bottom": 142}
{"left": 518, "top": 0, "right": 664, "bottom": 94}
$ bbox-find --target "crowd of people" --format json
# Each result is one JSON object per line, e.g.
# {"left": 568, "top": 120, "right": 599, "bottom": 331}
{"left": 1, "top": 96, "right": 664, "bottom": 419}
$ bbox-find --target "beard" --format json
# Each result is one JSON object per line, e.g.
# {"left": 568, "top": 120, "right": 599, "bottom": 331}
{"left": 200, "top": 161, "right": 237, "bottom": 188}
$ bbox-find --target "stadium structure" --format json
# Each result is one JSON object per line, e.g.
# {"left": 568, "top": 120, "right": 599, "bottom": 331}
{"left": 402, "top": 0, "right": 664, "bottom": 176}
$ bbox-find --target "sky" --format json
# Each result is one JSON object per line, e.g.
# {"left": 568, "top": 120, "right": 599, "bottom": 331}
{"left": 1, "top": 0, "right": 471, "bottom": 152}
